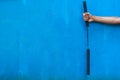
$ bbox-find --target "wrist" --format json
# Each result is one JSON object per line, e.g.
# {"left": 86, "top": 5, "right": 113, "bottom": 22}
{"left": 91, "top": 15, "right": 95, "bottom": 22}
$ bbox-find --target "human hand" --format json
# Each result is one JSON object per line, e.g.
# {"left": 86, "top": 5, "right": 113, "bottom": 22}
{"left": 83, "top": 12, "right": 94, "bottom": 22}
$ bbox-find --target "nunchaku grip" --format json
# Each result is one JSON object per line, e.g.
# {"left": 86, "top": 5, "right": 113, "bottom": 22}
{"left": 87, "top": 48, "right": 90, "bottom": 75}
{"left": 83, "top": 1, "right": 87, "bottom": 12}
{"left": 83, "top": 1, "right": 89, "bottom": 27}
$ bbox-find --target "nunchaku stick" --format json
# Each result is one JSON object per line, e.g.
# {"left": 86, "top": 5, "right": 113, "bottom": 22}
{"left": 83, "top": 1, "right": 90, "bottom": 76}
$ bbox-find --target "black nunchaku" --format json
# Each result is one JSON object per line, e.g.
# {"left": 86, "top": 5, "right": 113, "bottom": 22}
{"left": 83, "top": 1, "right": 90, "bottom": 75}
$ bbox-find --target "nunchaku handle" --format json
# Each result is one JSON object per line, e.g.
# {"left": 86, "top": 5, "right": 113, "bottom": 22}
{"left": 87, "top": 48, "right": 90, "bottom": 75}
{"left": 83, "top": 1, "right": 89, "bottom": 27}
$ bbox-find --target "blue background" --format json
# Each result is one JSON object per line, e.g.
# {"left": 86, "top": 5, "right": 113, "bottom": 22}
{"left": 0, "top": 0, "right": 120, "bottom": 79}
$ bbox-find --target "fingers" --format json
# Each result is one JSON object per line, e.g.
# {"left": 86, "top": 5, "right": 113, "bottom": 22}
{"left": 83, "top": 12, "right": 90, "bottom": 16}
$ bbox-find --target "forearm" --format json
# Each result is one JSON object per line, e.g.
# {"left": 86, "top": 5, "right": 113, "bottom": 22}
{"left": 92, "top": 16, "right": 120, "bottom": 24}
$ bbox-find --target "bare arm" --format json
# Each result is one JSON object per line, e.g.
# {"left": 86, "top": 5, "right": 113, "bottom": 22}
{"left": 83, "top": 13, "right": 120, "bottom": 24}
{"left": 92, "top": 16, "right": 120, "bottom": 24}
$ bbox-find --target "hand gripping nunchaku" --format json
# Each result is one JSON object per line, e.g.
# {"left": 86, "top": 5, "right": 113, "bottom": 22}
{"left": 83, "top": 1, "right": 90, "bottom": 76}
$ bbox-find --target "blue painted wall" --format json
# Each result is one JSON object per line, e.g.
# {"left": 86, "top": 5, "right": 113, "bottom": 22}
{"left": 88, "top": 0, "right": 120, "bottom": 79}
{"left": 0, "top": 0, "right": 120, "bottom": 79}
